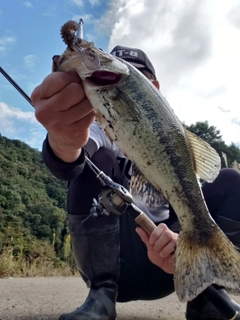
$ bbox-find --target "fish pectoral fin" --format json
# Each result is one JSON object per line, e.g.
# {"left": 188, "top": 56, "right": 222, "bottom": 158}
{"left": 130, "top": 163, "right": 168, "bottom": 207}
{"left": 185, "top": 129, "right": 221, "bottom": 182}
{"left": 116, "top": 88, "right": 142, "bottom": 121}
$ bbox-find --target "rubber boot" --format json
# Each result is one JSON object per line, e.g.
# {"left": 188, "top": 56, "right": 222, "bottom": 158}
{"left": 214, "top": 215, "right": 240, "bottom": 249}
{"left": 186, "top": 216, "right": 240, "bottom": 320}
{"left": 58, "top": 213, "right": 120, "bottom": 320}
{"left": 186, "top": 287, "right": 240, "bottom": 320}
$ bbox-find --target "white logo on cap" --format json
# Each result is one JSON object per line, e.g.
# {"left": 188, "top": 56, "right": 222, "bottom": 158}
{"left": 112, "top": 50, "right": 138, "bottom": 58}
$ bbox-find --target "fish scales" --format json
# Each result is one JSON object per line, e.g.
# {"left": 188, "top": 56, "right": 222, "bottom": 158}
{"left": 55, "top": 20, "right": 240, "bottom": 302}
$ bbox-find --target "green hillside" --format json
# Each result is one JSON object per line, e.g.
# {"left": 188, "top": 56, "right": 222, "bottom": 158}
{"left": 0, "top": 134, "right": 74, "bottom": 277}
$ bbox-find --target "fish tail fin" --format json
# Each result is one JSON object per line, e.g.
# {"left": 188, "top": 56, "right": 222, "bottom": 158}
{"left": 175, "top": 226, "right": 240, "bottom": 302}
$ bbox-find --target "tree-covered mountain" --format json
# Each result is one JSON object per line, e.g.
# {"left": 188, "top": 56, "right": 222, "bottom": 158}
{"left": 0, "top": 134, "right": 71, "bottom": 275}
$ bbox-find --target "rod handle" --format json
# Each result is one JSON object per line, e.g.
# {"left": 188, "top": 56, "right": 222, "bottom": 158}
{"left": 135, "top": 212, "right": 156, "bottom": 235}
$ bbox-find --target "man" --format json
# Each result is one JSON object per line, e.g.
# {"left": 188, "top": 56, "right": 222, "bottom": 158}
{"left": 31, "top": 46, "right": 240, "bottom": 320}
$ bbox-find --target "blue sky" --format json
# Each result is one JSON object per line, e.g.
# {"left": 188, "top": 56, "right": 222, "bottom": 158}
{"left": 0, "top": 0, "right": 111, "bottom": 149}
{"left": 1, "top": 0, "right": 240, "bottom": 151}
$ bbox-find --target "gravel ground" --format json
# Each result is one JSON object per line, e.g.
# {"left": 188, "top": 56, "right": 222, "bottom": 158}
{"left": 0, "top": 277, "right": 239, "bottom": 320}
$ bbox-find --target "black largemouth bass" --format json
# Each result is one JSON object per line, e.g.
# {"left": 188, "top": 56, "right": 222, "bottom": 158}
{"left": 55, "top": 20, "right": 240, "bottom": 302}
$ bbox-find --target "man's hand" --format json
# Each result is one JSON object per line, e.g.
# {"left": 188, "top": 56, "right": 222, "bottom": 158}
{"left": 31, "top": 70, "right": 95, "bottom": 162}
{"left": 136, "top": 223, "right": 178, "bottom": 274}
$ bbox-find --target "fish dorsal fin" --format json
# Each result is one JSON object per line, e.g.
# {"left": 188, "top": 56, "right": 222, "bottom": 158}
{"left": 130, "top": 163, "right": 168, "bottom": 207}
{"left": 185, "top": 129, "right": 221, "bottom": 182}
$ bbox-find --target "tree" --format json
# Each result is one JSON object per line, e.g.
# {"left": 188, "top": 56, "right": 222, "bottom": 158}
{"left": 186, "top": 121, "right": 223, "bottom": 145}
{"left": 0, "top": 134, "right": 68, "bottom": 262}
{"left": 185, "top": 121, "right": 240, "bottom": 168}
{"left": 224, "top": 143, "right": 240, "bottom": 166}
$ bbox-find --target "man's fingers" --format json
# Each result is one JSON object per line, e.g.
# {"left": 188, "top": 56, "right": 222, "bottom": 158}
{"left": 158, "top": 240, "right": 176, "bottom": 257}
{"left": 48, "top": 81, "right": 85, "bottom": 112}
{"left": 31, "top": 70, "right": 81, "bottom": 103}
{"left": 34, "top": 81, "right": 93, "bottom": 128}
{"left": 149, "top": 223, "right": 168, "bottom": 245}
{"left": 62, "top": 100, "right": 95, "bottom": 125}
{"left": 46, "top": 96, "right": 94, "bottom": 126}
{"left": 135, "top": 227, "right": 151, "bottom": 249}
{"left": 41, "top": 70, "right": 82, "bottom": 99}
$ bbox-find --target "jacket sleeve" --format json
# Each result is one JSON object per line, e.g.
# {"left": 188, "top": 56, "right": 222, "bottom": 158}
{"left": 42, "top": 135, "right": 98, "bottom": 181}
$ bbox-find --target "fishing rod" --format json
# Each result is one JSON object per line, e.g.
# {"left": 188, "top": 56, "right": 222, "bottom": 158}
{"left": 0, "top": 66, "right": 33, "bottom": 107}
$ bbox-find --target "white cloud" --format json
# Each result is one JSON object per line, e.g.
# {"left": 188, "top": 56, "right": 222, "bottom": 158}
{"left": 0, "top": 102, "right": 46, "bottom": 150}
{"left": 226, "top": 2, "right": 240, "bottom": 29}
{"left": 94, "top": 2, "right": 122, "bottom": 38}
{"left": 24, "top": 55, "right": 37, "bottom": 69}
{"left": 0, "top": 102, "right": 36, "bottom": 123}
{"left": 102, "top": 0, "right": 240, "bottom": 146}
{"left": 24, "top": 126, "right": 47, "bottom": 150}
{"left": 69, "top": 0, "right": 84, "bottom": 7}
{"left": 0, "top": 35, "right": 16, "bottom": 54}
{"left": 89, "top": 0, "right": 101, "bottom": 5}
{"left": 107, "top": 0, "right": 213, "bottom": 83}
{"left": 23, "top": 1, "right": 33, "bottom": 8}
{"left": 71, "top": 13, "right": 95, "bottom": 25}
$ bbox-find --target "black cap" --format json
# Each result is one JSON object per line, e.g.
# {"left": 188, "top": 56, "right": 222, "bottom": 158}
{"left": 110, "top": 45, "right": 156, "bottom": 79}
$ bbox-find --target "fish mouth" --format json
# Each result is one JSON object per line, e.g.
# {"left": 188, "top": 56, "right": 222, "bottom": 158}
{"left": 87, "top": 71, "right": 122, "bottom": 86}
